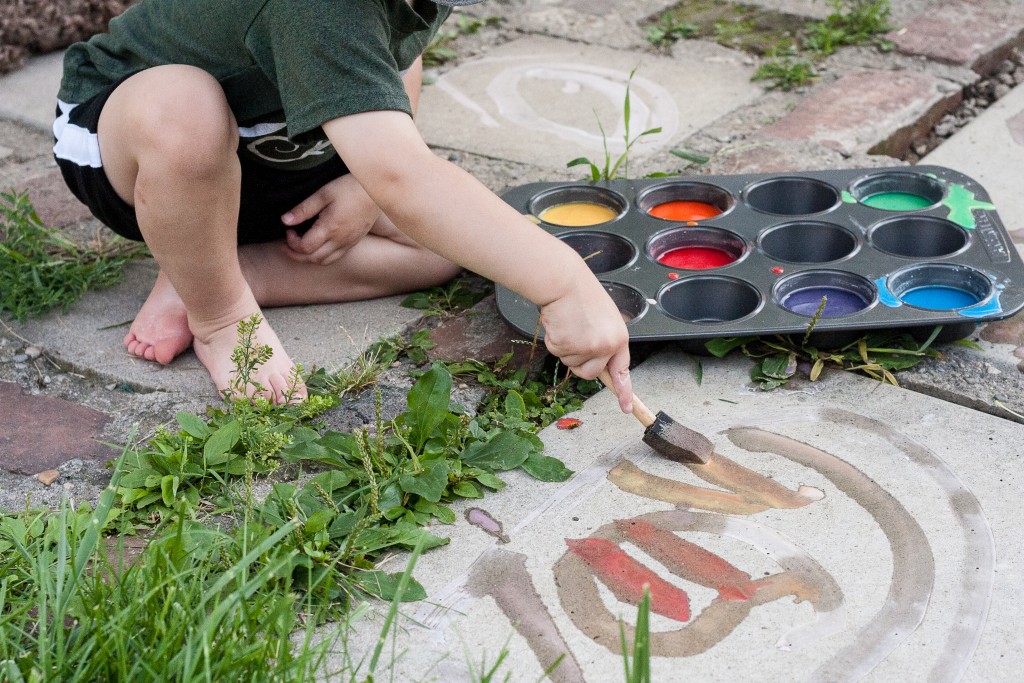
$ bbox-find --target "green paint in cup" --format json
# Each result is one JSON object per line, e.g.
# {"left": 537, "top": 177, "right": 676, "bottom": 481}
{"left": 861, "top": 192, "right": 933, "bottom": 211}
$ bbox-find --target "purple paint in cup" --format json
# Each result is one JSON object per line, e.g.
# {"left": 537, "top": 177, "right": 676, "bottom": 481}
{"left": 781, "top": 286, "right": 869, "bottom": 317}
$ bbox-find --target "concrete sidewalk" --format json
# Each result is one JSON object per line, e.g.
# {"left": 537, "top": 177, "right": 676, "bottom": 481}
{"left": 1, "top": 0, "right": 1023, "bottom": 680}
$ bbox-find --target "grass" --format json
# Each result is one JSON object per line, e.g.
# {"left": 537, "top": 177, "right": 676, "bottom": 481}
{"left": 0, "top": 298, "right": 604, "bottom": 679}
{"left": 0, "top": 190, "right": 146, "bottom": 322}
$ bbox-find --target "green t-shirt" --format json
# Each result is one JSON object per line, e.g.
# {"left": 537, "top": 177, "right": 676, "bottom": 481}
{"left": 59, "top": 0, "right": 451, "bottom": 168}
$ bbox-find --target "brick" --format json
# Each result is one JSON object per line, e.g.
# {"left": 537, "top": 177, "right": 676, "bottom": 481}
{"left": 889, "top": 0, "right": 1024, "bottom": 74}
{"left": 16, "top": 169, "right": 93, "bottom": 229}
{"left": 761, "top": 70, "right": 961, "bottom": 158}
{"left": 0, "top": 382, "right": 112, "bottom": 475}
{"left": 428, "top": 296, "right": 544, "bottom": 369}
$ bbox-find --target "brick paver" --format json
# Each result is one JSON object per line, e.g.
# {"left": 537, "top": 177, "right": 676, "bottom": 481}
{"left": 17, "top": 169, "right": 92, "bottom": 229}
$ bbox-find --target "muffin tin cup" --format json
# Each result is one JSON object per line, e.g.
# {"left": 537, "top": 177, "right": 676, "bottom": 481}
{"left": 530, "top": 185, "right": 628, "bottom": 227}
{"left": 869, "top": 216, "right": 970, "bottom": 259}
{"left": 850, "top": 171, "right": 945, "bottom": 211}
{"left": 559, "top": 231, "right": 637, "bottom": 274}
{"left": 636, "top": 181, "right": 734, "bottom": 222}
{"left": 495, "top": 166, "right": 1023, "bottom": 343}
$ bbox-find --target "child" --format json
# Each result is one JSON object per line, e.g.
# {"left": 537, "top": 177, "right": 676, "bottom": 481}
{"left": 53, "top": 0, "right": 634, "bottom": 412}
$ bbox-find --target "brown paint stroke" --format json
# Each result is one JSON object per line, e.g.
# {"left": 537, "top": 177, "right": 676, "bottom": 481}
{"left": 553, "top": 508, "right": 843, "bottom": 656}
{"left": 727, "top": 427, "right": 936, "bottom": 683}
{"left": 814, "top": 408, "right": 995, "bottom": 683}
{"left": 465, "top": 547, "right": 585, "bottom": 683}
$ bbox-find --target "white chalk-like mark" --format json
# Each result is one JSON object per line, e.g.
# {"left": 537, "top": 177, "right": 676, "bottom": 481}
{"left": 433, "top": 76, "right": 500, "bottom": 128}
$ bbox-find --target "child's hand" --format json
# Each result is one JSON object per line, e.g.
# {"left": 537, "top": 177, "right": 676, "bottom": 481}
{"left": 539, "top": 279, "right": 634, "bottom": 414}
{"left": 281, "top": 174, "right": 380, "bottom": 265}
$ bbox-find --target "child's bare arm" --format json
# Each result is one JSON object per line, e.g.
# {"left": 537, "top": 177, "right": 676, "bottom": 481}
{"left": 323, "top": 110, "right": 634, "bottom": 411}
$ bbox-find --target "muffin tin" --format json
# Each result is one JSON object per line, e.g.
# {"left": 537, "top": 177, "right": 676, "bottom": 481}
{"left": 495, "top": 165, "right": 1023, "bottom": 343}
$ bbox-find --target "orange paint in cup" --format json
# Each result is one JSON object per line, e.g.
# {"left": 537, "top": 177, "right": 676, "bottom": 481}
{"left": 648, "top": 201, "right": 722, "bottom": 221}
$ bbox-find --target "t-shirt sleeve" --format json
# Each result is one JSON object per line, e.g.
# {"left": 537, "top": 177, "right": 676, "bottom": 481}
{"left": 251, "top": 0, "right": 412, "bottom": 139}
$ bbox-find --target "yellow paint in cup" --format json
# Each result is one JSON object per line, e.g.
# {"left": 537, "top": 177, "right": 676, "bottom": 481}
{"left": 538, "top": 202, "right": 618, "bottom": 227}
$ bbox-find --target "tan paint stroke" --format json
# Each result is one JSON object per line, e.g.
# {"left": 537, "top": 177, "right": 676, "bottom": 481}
{"left": 727, "top": 427, "right": 935, "bottom": 682}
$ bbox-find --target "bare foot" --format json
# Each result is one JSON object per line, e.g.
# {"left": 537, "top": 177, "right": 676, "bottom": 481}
{"left": 190, "top": 302, "right": 307, "bottom": 404}
{"left": 124, "top": 270, "right": 193, "bottom": 364}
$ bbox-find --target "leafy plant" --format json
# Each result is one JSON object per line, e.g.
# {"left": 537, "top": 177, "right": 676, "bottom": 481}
{"left": 567, "top": 67, "right": 662, "bottom": 181}
{"left": 706, "top": 307, "right": 945, "bottom": 390}
{"left": 401, "top": 277, "right": 492, "bottom": 317}
{"left": 753, "top": 50, "right": 817, "bottom": 90}
{"left": 804, "top": 0, "right": 892, "bottom": 55}
{"left": 423, "top": 15, "right": 502, "bottom": 66}
{"left": 0, "top": 190, "right": 146, "bottom": 322}
{"left": 646, "top": 13, "right": 698, "bottom": 49}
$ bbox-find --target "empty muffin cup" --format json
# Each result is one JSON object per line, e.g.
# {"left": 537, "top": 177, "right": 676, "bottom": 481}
{"left": 850, "top": 171, "right": 945, "bottom": 211}
{"left": 659, "top": 276, "right": 762, "bottom": 323}
{"left": 887, "top": 263, "right": 992, "bottom": 310}
{"left": 530, "top": 186, "right": 627, "bottom": 227}
{"left": 602, "top": 282, "right": 648, "bottom": 323}
{"left": 558, "top": 231, "right": 637, "bottom": 274}
{"left": 759, "top": 221, "right": 858, "bottom": 263}
{"left": 744, "top": 176, "right": 841, "bottom": 216}
{"left": 647, "top": 227, "right": 746, "bottom": 270}
{"left": 869, "top": 215, "right": 969, "bottom": 258}
{"left": 637, "top": 181, "right": 734, "bottom": 221}
{"left": 775, "top": 271, "right": 875, "bottom": 318}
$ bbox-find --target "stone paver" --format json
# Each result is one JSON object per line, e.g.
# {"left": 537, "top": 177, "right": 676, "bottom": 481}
{"left": 890, "top": 0, "right": 1024, "bottom": 74}
{"left": 0, "top": 50, "right": 63, "bottom": 131}
{"left": 762, "top": 70, "right": 964, "bottom": 158}
{"left": 17, "top": 169, "right": 93, "bottom": 229}
{"left": 0, "top": 381, "right": 110, "bottom": 475}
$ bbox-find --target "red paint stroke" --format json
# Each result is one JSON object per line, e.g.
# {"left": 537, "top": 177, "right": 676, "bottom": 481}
{"left": 771, "top": 266, "right": 784, "bottom": 274}
{"left": 648, "top": 201, "right": 722, "bottom": 222}
{"left": 667, "top": 272, "right": 680, "bottom": 280}
{"left": 615, "top": 519, "right": 758, "bottom": 601}
{"left": 556, "top": 417, "right": 583, "bottom": 430}
{"left": 658, "top": 247, "right": 734, "bottom": 270}
{"left": 566, "top": 537, "right": 691, "bottom": 622}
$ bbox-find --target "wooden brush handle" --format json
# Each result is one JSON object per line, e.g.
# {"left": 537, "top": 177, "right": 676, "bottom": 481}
{"left": 598, "top": 369, "right": 657, "bottom": 428}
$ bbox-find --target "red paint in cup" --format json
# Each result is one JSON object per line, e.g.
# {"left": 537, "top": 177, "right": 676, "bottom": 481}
{"left": 658, "top": 247, "right": 735, "bottom": 270}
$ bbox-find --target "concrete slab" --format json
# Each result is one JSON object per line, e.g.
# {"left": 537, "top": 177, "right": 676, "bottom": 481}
{"left": 0, "top": 51, "right": 63, "bottom": 132}
{"left": 417, "top": 35, "right": 761, "bottom": 171}
{"left": 12, "top": 259, "right": 426, "bottom": 400}
{"left": 327, "top": 350, "right": 1023, "bottom": 682}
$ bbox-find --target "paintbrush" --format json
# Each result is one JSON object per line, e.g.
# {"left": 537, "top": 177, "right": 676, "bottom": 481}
{"left": 598, "top": 370, "right": 713, "bottom": 464}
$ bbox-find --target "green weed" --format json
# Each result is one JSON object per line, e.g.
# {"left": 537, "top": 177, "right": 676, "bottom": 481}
{"left": 567, "top": 68, "right": 662, "bottom": 181}
{"left": 804, "top": 0, "right": 892, "bottom": 55}
{"left": 619, "top": 589, "right": 651, "bottom": 683}
{"left": 646, "top": 13, "right": 699, "bottom": 49}
{"left": 423, "top": 15, "right": 502, "bottom": 66}
{"left": 752, "top": 50, "right": 817, "bottom": 90}
{"left": 706, "top": 298, "right": 944, "bottom": 390}
{"left": 401, "top": 276, "right": 492, "bottom": 317}
{"left": 0, "top": 191, "right": 146, "bottom": 322}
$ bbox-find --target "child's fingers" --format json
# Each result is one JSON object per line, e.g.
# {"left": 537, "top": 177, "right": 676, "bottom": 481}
{"left": 282, "top": 186, "right": 330, "bottom": 227}
{"left": 604, "top": 348, "right": 633, "bottom": 414}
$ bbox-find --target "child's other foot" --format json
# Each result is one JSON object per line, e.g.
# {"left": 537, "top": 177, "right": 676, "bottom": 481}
{"left": 191, "top": 308, "right": 306, "bottom": 404}
{"left": 124, "top": 270, "right": 193, "bottom": 364}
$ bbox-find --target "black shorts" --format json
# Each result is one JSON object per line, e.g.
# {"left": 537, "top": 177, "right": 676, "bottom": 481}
{"left": 53, "top": 79, "right": 348, "bottom": 245}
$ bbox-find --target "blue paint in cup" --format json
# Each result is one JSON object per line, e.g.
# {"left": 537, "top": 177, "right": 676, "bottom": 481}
{"left": 781, "top": 286, "right": 869, "bottom": 317}
{"left": 900, "top": 286, "right": 980, "bottom": 310}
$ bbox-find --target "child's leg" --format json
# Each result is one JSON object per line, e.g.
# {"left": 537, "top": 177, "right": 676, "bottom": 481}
{"left": 96, "top": 65, "right": 301, "bottom": 402}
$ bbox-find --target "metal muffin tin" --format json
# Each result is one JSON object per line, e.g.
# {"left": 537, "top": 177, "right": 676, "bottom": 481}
{"left": 495, "top": 165, "right": 1024, "bottom": 343}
